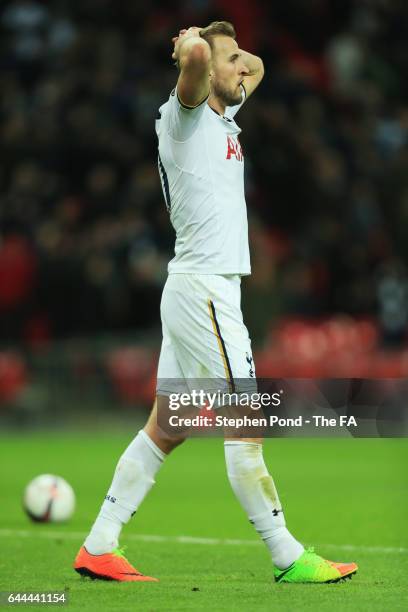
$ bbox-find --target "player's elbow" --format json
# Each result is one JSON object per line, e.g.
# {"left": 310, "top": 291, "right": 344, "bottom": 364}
{"left": 251, "top": 57, "right": 264, "bottom": 81}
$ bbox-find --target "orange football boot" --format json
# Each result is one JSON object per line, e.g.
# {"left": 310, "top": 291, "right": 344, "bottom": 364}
{"left": 74, "top": 546, "right": 158, "bottom": 582}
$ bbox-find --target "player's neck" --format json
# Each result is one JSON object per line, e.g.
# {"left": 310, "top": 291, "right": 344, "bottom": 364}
{"left": 208, "top": 95, "right": 226, "bottom": 116}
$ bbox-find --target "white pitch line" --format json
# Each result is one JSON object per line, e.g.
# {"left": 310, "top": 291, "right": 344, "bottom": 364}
{"left": 0, "top": 529, "right": 407, "bottom": 555}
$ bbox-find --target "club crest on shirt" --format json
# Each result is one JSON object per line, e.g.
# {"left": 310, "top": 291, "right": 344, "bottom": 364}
{"left": 246, "top": 352, "right": 255, "bottom": 377}
{"left": 226, "top": 135, "right": 243, "bottom": 161}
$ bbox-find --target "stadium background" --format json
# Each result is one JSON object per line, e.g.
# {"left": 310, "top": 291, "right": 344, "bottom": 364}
{"left": 1, "top": 0, "right": 408, "bottom": 422}
{"left": 1, "top": 2, "right": 407, "bottom": 609}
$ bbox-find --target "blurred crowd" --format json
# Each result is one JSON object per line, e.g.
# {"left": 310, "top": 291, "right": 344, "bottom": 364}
{"left": 1, "top": 0, "right": 408, "bottom": 347}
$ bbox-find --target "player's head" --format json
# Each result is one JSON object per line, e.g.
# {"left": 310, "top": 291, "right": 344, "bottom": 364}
{"left": 200, "top": 21, "right": 249, "bottom": 107}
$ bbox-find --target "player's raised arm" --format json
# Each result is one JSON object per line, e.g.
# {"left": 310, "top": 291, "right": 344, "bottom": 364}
{"left": 239, "top": 49, "right": 264, "bottom": 99}
{"left": 172, "top": 27, "right": 211, "bottom": 107}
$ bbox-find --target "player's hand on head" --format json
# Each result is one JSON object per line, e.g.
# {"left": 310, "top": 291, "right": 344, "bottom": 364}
{"left": 172, "top": 27, "right": 202, "bottom": 60}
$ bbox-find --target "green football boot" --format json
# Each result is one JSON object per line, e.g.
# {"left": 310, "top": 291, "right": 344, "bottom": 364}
{"left": 274, "top": 548, "right": 358, "bottom": 584}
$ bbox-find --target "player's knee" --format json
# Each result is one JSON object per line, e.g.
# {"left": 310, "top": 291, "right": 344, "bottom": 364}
{"left": 143, "top": 423, "right": 186, "bottom": 455}
{"left": 155, "top": 434, "right": 186, "bottom": 455}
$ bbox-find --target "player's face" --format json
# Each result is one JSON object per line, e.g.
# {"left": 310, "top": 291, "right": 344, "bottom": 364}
{"left": 210, "top": 36, "right": 249, "bottom": 107}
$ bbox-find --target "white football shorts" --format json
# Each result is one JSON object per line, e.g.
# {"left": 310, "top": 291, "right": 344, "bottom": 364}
{"left": 156, "top": 273, "right": 256, "bottom": 396}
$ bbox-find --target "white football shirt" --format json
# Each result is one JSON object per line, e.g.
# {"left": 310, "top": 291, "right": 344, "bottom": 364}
{"left": 155, "top": 85, "right": 250, "bottom": 276}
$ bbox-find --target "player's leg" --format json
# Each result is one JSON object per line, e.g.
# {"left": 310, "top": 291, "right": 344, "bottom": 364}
{"left": 210, "top": 278, "right": 358, "bottom": 583}
{"left": 201, "top": 276, "right": 302, "bottom": 568}
{"left": 74, "top": 299, "right": 187, "bottom": 581}
{"left": 83, "top": 397, "right": 186, "bottom": 553}
{"left": 74, "top": 396, "right": 187, "bottom": 581}
{"left": 82, "top": 314, "right": 187, "bottom": 557}
{"left": 224, "top": 435, "right": 305, "bottom": 571}
{"left": 224, "top": 436, "right": 357, "bottom": 582}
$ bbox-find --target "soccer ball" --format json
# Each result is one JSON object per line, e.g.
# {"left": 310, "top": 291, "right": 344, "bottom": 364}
{"left": 23, "top": 474, "right": 75, "bottom": 523}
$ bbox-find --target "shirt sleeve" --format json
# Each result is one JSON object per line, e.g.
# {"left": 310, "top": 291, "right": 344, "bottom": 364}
{"left": 164, "top": 87, "right": 208, "bottom": 141}
{"left": 224, "top": 84, "right": 246, "bottom": 119}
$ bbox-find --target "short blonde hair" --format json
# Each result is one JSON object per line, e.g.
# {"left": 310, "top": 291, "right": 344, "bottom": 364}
{"left": 199, "top": 21, "right": 236, "bottom": 48}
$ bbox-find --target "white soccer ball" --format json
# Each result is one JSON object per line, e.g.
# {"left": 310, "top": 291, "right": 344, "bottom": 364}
{"left": 23, "top": 474, "right": 75, "bottom": 523}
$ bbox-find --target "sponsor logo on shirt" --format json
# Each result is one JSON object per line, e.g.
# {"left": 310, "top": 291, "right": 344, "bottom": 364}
{"left": 226, "top": 135, "right": 243, "bottom": 161}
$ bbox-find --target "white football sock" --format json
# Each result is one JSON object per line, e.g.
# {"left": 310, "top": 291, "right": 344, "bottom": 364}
{"left": 84, "top": 430, "right": 165, "bottom": 554}
{"left": 224, "top": 441, "right": 304, "bottom": 569}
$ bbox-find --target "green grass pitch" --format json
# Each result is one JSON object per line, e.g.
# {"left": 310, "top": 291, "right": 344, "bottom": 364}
{"left": 0, "top": 434, "right": 407, "bottom": 610}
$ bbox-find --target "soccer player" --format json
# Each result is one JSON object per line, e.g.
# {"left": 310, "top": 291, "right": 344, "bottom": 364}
{"left": 74, "top": 21, "right": 358, "bottom": 584}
